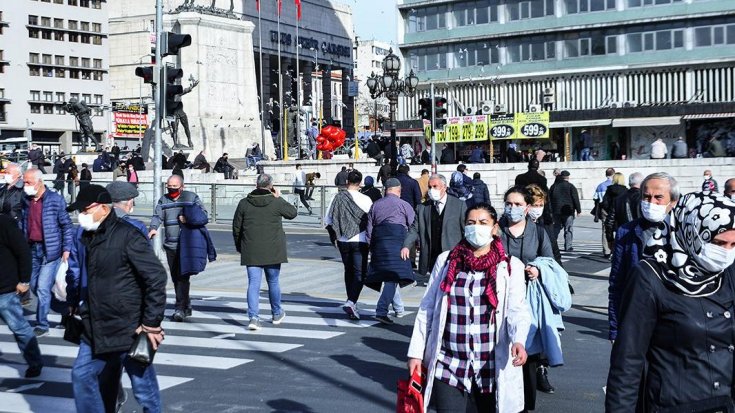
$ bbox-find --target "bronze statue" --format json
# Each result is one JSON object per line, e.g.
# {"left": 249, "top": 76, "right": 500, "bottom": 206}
{"left": 63, "top": 98, "right": 100, "bottom": 152}
{"left": 170, "top": 76, "right": 200, "bottom": 148}
{"left": 181, "top": 0, "right": 234, "bottom": 12}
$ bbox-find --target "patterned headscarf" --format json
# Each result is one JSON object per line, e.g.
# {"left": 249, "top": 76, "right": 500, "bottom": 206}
{"left": 645, "top": 191, "right": 735, "bottom": 297}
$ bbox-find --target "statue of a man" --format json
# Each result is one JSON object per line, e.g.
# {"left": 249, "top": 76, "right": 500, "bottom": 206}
{"left": 63, "top": 98, "right": 100, "bottom": 151}
{"left": 171, "top": 76, "right": 200, "bottom": 148}
{"left": 182, "top": 0, "right": 234, "bottom": 12}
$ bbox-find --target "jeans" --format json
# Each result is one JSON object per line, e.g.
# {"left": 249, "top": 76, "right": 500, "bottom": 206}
{"left": 246, "top": 264, "right": 283, "bottom": 320}
{"left": 375, "top": 282, "right": 404, "bottom": 317}
{"left": 30, "top": 243, "right": 61, "bottom": 331}
{"left": 72, "top": 341, "right": 161, "bottom": 413}
{"left": 431, "top": 379, "right": 495, "bottom": 413}
{"left": 337, "top": 241, "right": 368, "bottom": 304}
{"left": 0, "top": 292, "right": 43, "bottom": 369}
{"left": 581, "top": 147, "right": 592, "bottom": 161}
{"left": 553, "top": 214, "right": 575, "bottom": 251}
{"left": 165, "top": 248, "right": 190, "bottom": 313}
{"left": 246, "top": 155, "right": 262, "bottom": 169}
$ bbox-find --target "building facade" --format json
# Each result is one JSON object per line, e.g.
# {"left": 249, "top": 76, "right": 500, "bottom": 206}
{"left": 397, "top": 0, "right": 735, "bottom": 161}
{"left": 354, "top": 39, "right": 392, "bottom": 133}
{"left": 0, "top": 0, "right": 109, "bottom": 154}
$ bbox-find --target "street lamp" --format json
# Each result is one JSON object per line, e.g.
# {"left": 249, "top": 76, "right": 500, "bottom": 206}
{"left": 366, "top": 48, "right": 419, "bottom": 167}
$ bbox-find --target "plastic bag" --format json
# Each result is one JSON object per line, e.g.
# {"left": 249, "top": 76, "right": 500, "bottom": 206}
{"left": 52, "top": 260, "right": 68, "bottom": 302}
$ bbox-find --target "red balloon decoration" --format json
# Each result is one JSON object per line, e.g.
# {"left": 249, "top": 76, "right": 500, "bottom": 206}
{"left": 316, "top": 126, "right": 347, "bottom": 152}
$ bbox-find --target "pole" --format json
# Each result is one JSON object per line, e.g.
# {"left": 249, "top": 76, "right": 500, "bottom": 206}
{"left": 139, "top": 78, "right": 143, "bottom": 141}
{"left": 354, "top": 103, "right": 358, "bottom": 160}
{"left": 258, "top": 2, "right": 266, "bottom": 155}
{"left": 153, "top": 0, "right": 163, "bottom": 255}
{"left": 390, "top": 97, "right": 397, "bottom": 171}
{"left": 430, "top": 82, "right": 436, "bottom": 173}
{"left": 295, "top": 11, "right": 301, "bottom": 160}
{"left": 283, "top": 106, "right": 289, "bottom": 161}
{"left": 277, "top": 0, "right": 283, "bottom": 160}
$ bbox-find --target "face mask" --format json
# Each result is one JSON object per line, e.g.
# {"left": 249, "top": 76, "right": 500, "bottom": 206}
{"left": 464, "top": 225, "right": 493, "bottom": 249}
{"left": 428, "top": 188, "right": 442, "bottom": 202}
{"left": 528, "top": 206, "right": 544, "bottom": 221}
{"left": 730, "top": 194, "right": 735, "bottom": 202}
{"left": 78, "top": 209, "right": 101, "bottom": 232}
{"left": 704, "top": 175, "right": 711, "bottom": 181}
{"left": 504, "top": 205, "right": 526, "bottom": 223}
{"left": 23, "top": 185, "right": 38, "bottom": 197}
{"left": 641, "top": 201, "right": 669, "bottom": 223}
{"left": 3, "top": 174, "right": 14, "bottom": 185}
{"left": 699, "top": 242, "right": 735, "bottom": 273}
{"left": 167, "top": 188, "right": 181, "bottom": 198}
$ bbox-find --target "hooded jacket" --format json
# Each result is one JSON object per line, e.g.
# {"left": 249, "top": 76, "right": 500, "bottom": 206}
{"left": 232, "top": 188, "right": 297, "bottom": 266}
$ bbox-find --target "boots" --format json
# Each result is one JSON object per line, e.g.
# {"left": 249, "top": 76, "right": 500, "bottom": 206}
{"left": 536, "top": 365, "right": 555, "bottom": 394}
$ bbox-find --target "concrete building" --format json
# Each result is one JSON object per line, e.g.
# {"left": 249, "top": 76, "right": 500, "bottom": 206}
{"left": 108, "top": 0, "right": 356, "bottom": 156}
{"left": 396, "top": 0, "right": 735, "bottom": 162}
{"left": 354, "top": 39, "right": 392, "bottom": 133}
{"left": 0, "top": 0, "right": 109, "bottom": 154}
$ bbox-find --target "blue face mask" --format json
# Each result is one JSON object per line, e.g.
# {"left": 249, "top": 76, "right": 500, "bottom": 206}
{"left": 504, "top": 205, "right": 526, "bottom": 223}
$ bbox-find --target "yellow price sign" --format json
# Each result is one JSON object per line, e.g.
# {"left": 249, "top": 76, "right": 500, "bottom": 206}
{"left": 446, "top": 124, "right": 460, "bottom": 142}
{"left": 474, "top": 117, "right": 487, "bottom": 141}
{"left": 435, "top": 130, "right": 448, "bottom": 143}
{"left": 461, "top": 122, "right": 475, "bottom": 142}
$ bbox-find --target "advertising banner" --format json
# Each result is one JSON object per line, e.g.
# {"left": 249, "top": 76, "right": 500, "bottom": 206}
{"left": 516, "top": 111, "right": 550, "bottom": 139}
{"left": 113, "top": 102, "right": 148, "bottom": 138}
{"left": 489, "top": 113, "right": 518, "bottom": 140}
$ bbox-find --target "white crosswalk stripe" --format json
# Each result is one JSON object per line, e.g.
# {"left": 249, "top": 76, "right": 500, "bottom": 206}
{"left": 1, "top": 292, "right": 402, "bottom": 412}
{"left": 560, "top": 241, "right": 605, "bottom": 262}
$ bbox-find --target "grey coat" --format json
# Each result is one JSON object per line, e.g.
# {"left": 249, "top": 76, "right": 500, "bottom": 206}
{"left": 149, "top": 191, "right": 207, "bottom": 249}
{"left": 498, "top": 217, "right": 554, "bottom": 265}
{"left": 403, "top": 195, "right": 467, "bottom": 275}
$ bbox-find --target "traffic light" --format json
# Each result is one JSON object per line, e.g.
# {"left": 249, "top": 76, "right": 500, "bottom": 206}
{"left": 134, "top": 66, "right": 154, "bottom": 84}
{"left": 161, "top": 67, "right": 184, "bottom": 118}
{"left": 418, "top": 98, "right": 431, "bottom": 120}
{"left": 161, "top": 32, "right": 192, "bottom": 57}
{"left": 434, "top": 96, "right": 447, "bottom": 130}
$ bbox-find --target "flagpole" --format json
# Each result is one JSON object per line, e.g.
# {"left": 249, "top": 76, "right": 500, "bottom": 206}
{"left": 295, "top": 1, "right": 301, "bottom": 160}
{"left": 257, "top": 0, "right": 266, "bottom": 156}
{"left": 277, "top": 0, "right": 284, "bottom": 160}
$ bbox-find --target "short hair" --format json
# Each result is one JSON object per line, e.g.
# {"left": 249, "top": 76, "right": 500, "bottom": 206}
{"left": 5, "top": 163, "right": 20, "bottom": 175}
{"left": 473, "top": 172, "right": 481, "bottom": 179}
{"left": 528, "top": 159, "right": 540, "bottom": 171}
{"left": 629, "top": 172, "right": 644, "bottom": 187}
{"left": 315, "top": 172, "right": 322, "bottom": 178}
{"left": 612, "top": 172, "right": 625, "bottom": 186}
{"left": 167, "top": 175, "right": 183, "bottom": 186}
{"left": 295, "top": 164, "right": 302, "bottom": 169}
{"left": 347, "top": 170, "right": 362, "bottom": 185}
{"left": 641, "top": 172, "right": 680, "bottom": 201}
{"left": 504, "top": 185, "right": 533, "bottom": 206}
{"left": 421, "top": 169, "right": 429, "bottom": 175}
{"left": 725, "top": 178, "right": 735, "bottom": 190}
{"left": 24, "top": 168, "right": 43, "bottom": 183}
{"left": 429, "top": 174, "right": 447, "bottom": 186}
{"left": 456, "top": 164, "right": 467, "bottom": 173}
{"left": 606, "top": 168, "right": 616, "bottom": 177}
{"left": 256, "top": 173, "right": 273, "bottom": 188}
{"left": 526, "top": 184, "right": 547, "bottom": 203}
{"left": 398, "top": 164, "right": 410, "bottom": 174}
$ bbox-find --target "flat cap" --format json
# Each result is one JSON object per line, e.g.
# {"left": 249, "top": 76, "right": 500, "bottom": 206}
{"left": 385, "top": 178, "right": 401, "bottom": 188}
{"left": 105, "top": 181, "right": 139, "bottom": 202}
{"left": 560, "top": 170, "right": 571, "bottom": 177}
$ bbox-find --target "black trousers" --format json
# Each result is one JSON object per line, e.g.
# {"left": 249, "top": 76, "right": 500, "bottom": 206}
{"left": 165, "top": 247, "right": 190, "bottom": 312}
{"left": 431, "top": 379, "right": 495, "bottom": 413}
{"left": 337, "top": 241, "right": 368, "bottom": 304}
{"left": 522, "top": 354, "right": 542, "bottom": 411}
{"left": 294, "top": 188, "right": 310, "bottom": 210}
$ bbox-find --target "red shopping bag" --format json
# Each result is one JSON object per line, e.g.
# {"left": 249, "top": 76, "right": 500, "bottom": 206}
{"left": 396, "top": 368, "right": 425, "bottom": 413}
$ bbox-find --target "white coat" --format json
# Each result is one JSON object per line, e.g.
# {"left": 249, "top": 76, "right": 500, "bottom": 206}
{"left": 407, "top": 251, "right": 531, "bottom": 413}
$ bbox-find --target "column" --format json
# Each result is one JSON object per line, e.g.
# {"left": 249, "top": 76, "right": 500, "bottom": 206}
{"left": 322, "top": 67, "right": 332, "bottom": 122}
{"left": 260, "top": 55, "right": 272, "bottom": 128}
{"left": 341, "top": 68, "right": 355, "bottom": 141}
{"left": 302, "top": 61, "right": 313, "bottom": 106}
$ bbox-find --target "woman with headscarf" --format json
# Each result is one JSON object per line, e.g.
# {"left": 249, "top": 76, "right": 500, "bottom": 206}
{"left": 606, "top": 192, "right": 735, "bottom": 412}
{"left": 407, "top": 203, "right": 530, "bottom": 413}
{"left": 359, "top": 176, "right": 382, "bottom": 203}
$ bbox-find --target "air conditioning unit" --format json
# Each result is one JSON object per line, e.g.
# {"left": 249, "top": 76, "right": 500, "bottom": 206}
{"left": 494, "top": 104, "right": 507, "bottom": 114}
{"left": 609, "top": 101, "right": 623, "bottom": 108}
{"left": 480, "top": 100, "right": 494, "bottom": 115}
{"left": 465, "top": 106, "right": 478, "bottom": 116}
{"left": 528, "top": 104, "right": 542, "bottom": 113}
{"left": 542, "top": 96, "right": 555, "bottom": 105}
{"left": 623, "top": 100, "right": 638, "bottom": 108}
{"left": 543, "top": 88, "right": 555, "bottom": 96}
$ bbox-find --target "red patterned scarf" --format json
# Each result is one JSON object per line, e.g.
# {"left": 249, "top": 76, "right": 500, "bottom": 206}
{"left": 440, "top": 238, "right": 508, "bottom": 310}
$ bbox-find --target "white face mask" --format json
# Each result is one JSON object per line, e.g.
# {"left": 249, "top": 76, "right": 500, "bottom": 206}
{"left": 704, "top": 175, "right": 712, "bottom": 181}
{"left": 464, "top": 224, "right": 493, "bottom": 249}
{"left": 23, "top": 185, "right": 38, "bottom": 197}
{"left": 428, "top": 188, "right": 442, "bottom": 202}
{"left": 698, "top": 242, "right": 735, "bottom": 273}
{"left": 641, "top": 201, "right": 669, "bottom": 223}
{"left": 3, "top": 174, "right": 14, "bottom": 185}
{"left": 77, "top": 209, "right": 101, "bottom": 232}
{"left": 528, "top": 206, "right": 544, "bottom": 221}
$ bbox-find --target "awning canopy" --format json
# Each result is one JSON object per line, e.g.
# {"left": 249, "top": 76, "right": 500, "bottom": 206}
{"left": 612, "top": 116, "right": 682, "bottom": 127}
{"left": 548, "top": 119, "right": 611, "bottom": 129}
{"left": 683, "top": 113, "right": 735, "bottom": 120}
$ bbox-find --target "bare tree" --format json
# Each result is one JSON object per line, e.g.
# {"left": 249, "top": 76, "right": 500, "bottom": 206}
{"left": 355, "top": 90, "right": 389, "bottom": 132}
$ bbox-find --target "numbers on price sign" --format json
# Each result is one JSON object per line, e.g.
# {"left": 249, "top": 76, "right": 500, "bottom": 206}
{"left": 448, "top": 124, "right": 460, "bottom": 142}
{"left": 475, "top": 122, "right": 487, "bottom": 141}
{"left": 491, "top": 124, "right": 514, "bottom": 139}
{"left": 462, "top": 123, "right": 474, "bottom": 141}
{"left": 521, "top": 123, "right": 547, "bottom": 138}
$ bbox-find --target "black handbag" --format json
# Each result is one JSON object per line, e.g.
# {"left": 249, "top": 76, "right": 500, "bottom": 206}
{"left": 63, "top": 315, "right": 84, "bottom": 345}
{"left": 127, "top": 332, "right": 156, "bottom": 365}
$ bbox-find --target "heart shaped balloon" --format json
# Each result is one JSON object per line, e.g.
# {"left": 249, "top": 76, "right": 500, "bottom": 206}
{"left": 316, "top": 125, "right": 347, "bottom": 151}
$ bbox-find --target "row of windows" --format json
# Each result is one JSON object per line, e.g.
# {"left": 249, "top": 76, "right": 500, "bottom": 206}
{"left": 407, "top": 23, "right": 735, "bottom": 70}
{"left": 29, "top": 66, "right": 104, "bottom": 81}
{"left": 29, "top": 53, "right": 103, "bottom": 69}
{"left": 29, "top": 103, "right": 103, "bottom": 116}
{"left": 28, "top": 29, "right": 103, "bottom": 44}
{"left": 405, "top": 0, "right": 711, "bottom": 33}
{"left": 28, "top": 16, "right": 102, "bottom": 33}
{"left": 30, "top": 90, "right": 102, "bottom": 104}
{"left": 30, "top": 0, "right": 102, "bottom": 8}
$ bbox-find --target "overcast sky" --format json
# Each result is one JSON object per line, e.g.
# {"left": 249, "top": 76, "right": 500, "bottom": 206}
{"left": 333, "top": 0, "right": 399, "bottom": 45}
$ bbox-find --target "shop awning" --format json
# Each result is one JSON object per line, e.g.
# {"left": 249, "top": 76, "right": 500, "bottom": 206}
{"left": 548, "top": 119, "right": 611, "bottom": 128}
{"left": 612, "top": 116, "right": 682, "bottom": 127}
{"left": 396, "top": 129, "right": 425, "bottom": 137}
{"left": 683, "top": 113, "right": 735, "bottom": 120}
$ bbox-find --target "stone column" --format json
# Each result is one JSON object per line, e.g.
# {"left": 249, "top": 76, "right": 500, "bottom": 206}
{"left": 322, "top": 67, "right": 332, "bottom": 122}
{"left": 341, "top": 68, "right": 355, "bottom": 141}
{"left": 259, "top": 54, "right": 272, "bottom": 128}
{"left": 302, "top": 61, "right": 313, "bottom": 106}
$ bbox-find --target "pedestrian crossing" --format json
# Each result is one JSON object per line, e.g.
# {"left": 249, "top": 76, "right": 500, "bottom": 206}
{"left": 560, "top": 241, "right": 606, "bottom": 263}
{"left": 0, "top": 291, "right": 407, "bottom": 412}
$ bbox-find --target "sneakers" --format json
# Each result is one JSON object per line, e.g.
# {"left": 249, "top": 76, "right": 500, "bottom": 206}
{"left": 24, "top": 365, "right": 43, "bottom": 378}
{"left": 185, "top": 307, "right": 193, "bottom": 317}
{"left": 536, "top": 366, "right": 555, "bottom": 394}
{"left": 247, "top": 318, "right": 262, "bottom": 331}
{"left": 342, "top": 301, "right": 360, "bottom": 320}
{"left": 272, "top": 311, "right": 286, "bottom": 325}
{"left": 33, "top": 328, "right": 48, "bottom": 338}
{"left": 374, "top": 315, "right": 394, "bottom": 325}
{"left": 171, "top": 310, "right": 185, "bottom": 322}
{"left": 394, "top": 311, "right": 406, "bottom": 318}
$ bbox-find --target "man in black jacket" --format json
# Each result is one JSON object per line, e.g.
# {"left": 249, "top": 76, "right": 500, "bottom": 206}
{"left": 0, "top": 214, "right": 43, "bottom": 378}
{"left": 605, "top": 172, "right": 643, "bottom": 242}
{"left": 515, "top": 159, "right": 548, "bottom": 190}
{"left": 66, "top": 185, "right": 167, "bottom": 412}
{"left": 395, "top": 165, "right": 421, "bottom": 209}
{"left": 366, "top": 137, "right": 383, "bottom": 166}
{"left": 0, "top": 163, "right": 24, "bottom": 221}
{"left": 28, "top": 144, "right": 46, "bottom": 173}
{"left": 549, "top": 170, "right": 581, "bottom": 251}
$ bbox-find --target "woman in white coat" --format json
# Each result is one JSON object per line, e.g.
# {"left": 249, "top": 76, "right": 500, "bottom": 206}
{"left": 407, "top": 202, "right": 531, "bottom": 413}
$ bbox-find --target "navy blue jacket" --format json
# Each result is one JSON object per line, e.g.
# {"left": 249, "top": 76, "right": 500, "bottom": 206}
{"left": 179, "top": 204, "right": 216, "bottom": 276}
{"left": 608, "top": 219, "right": 644, "bottom": 341}
{"left": 21, "top": 187, "right": 73, "bottom": 262}
{"left": 396, "top": 173, "right": 421, "bottom": 209}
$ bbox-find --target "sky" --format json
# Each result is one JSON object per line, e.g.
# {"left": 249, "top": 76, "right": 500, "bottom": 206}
{"left": 333, "top": 0, "right": 399, "bottom": 45}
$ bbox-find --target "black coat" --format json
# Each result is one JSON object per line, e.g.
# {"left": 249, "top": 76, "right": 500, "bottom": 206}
{"left": 360, "top": 186, "right": 382, "bottom": 203}
{"left": 606, "top": 187, "right": 641, "bottom": 237}
{"left": 515, "top": 170, "right": 548, "bottom": 191}
{"left": 0, "top": 180, "right": 25, "bottom": 221}
{"left": 549, "top": 180, "right": 581, "bottom": 216}
{"left": 606, "top": 261, "right": 735, "bottom": 412}
{"left": 600, "top": 184, "right": 627, "bottom": 215}
{"left": 73, "top": 213, "right": 167, "bottom": 355}
{"left": 0, "top": 214, "right": 31, "bottom": 294}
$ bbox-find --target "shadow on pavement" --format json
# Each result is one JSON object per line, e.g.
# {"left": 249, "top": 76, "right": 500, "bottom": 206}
{"left": 562, "top": 315, "right": 609, "bottom": 340}
{"left": 267, "top": 398, "right": 317, "bottom": 413}
{"left": 329, "top": 354, "right": 404, "bottom": 394}
{"left": 361, "top": 335, "right": 411, "bottom": 362}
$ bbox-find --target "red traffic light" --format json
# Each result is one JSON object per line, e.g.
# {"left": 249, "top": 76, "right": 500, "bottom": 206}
{"left": 434, "top": 97, "right": 447, "bottom": 108}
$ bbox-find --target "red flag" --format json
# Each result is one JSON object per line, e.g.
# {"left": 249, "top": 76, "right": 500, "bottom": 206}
{"left": 256, "top": 0, "right": 259, "bottom": 11}
{"left": 295, "top": 0, "right": 302, "bottom": 20}
{"left": 277, "top": 0, "right": 282, "bottom": 15}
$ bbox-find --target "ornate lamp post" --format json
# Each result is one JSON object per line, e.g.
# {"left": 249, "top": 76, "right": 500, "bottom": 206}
{"left": 366, "top": 49, "right": 419, "bottom": 167}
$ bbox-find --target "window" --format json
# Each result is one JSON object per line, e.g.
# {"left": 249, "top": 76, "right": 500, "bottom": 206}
{"left": 80, "top": 0, "right": 90, "bottom": 6}
{"left": 54, "top": 19, "right": 64, "bottom": 29}
{"left": 43, "top": 91, "right": 53, "bottom": 102}
{"left": 29, "top": 53, "right": 40, "bottom": 63}
{"left": 695, "top": 24, "right": 735, "bottom": 47}
{"left": 454, "top": 42, "right": 500, "bottom": 67}
{"left": 28, "top": 16, "right": 39, "bottom": 25}
{"left": 94, "top": 94, "right": 103, "bottom": 104}
{"left": 69, "top": 56, "right": 79, "bottom": 67}
{"left": 606, "top": 35, "right": 617, "bottom": 54}
{"left": 92, "top": 23, "right": 101, "bottom": 33}
{"left": 81, "top": 34, "right": 90, "bottom": 43}
{"left": 81, "top": 70, "right": 91, "bottom": 80}
{"left": 566, "top": 0, "right": 615, "bottom": 13}
{"left": 69, "top": 33, "right": 78, "bottom": 42}
{"left": 70, "top": 93, "right": 79, "bottom": 101}
{"left": 55, "top": 55, "right": 64, "bottom": 66}
{"left": 69, "top": 69, "right": 79, "bottom": 79}
{"left": 628, "top": 0, "right": 682, "bottom": 6}
{"left": 30, "top": 104, "right": 41, "bottom": 114}
{"left": 93, "top": 58, "right": 102, "bottom": 69}
{"left": 92, "top": 0, "right": 102, "bottom": 9}
{"left": 68, "top": 0, "right": 78, "bottom": 5}
{"left": 55, "top": 68, "right": 65, "bottom": 78}
{"left": 29, "top": 29, "right": 39, "bottom": 38}
{"left": 627, "top": 29, "right": 685, "bottom": 52}
{"left": 43, "top": 105, "right": 54, "bottom": 114}
{"left": 29, "top": 67, "right": 40, "bottom": 76}
{"left": 93, "top": 71, "right": 103, "bottom": 81}
{"left": 507, "top": 38, "right": 556, "bottom": 62}
{"left": 54, "top": 0, "right": 63, "bottom": 3}
{"left": 93, "top": 36, "right": 102, "bottom": 45}
{"left": 30, "top": 91, "right": 41, "bottom": 101}
{"left": 68, "top": 20, "right": 78, "bottom": 30}
{"left": 81, "top": 58, "right": 90, "bottom": 68}
{"left": 81, "top": 22, "right": 89, "bottom": 32}
{"left": 82, "top": 94, "right": 91, "bottom": 104}
{"left": 42, "top": 54, "right": 52, "bottom": 65}
{"left": 43, "top": 67, "right": 53, "bottom": 77}
{"left": 410, "top": 46, "right": 449, "bottom": 71}
{"left": 54, "top": 32, "right": 64, "bottom": 41}
{"left": 453, "top": 1, "right": 498, "bottom": 27}
{"left": 41, "top": 17, "right": 50, "bottom": 27}
{"left": 56, "top": 106, "right": 66, "bottom": 115}
{"left": 56, "top": 92, "right": 65, "bottom": 102}
{"left": 509, "top": 0, "right": 554, "bottom": 21}
{"left": 406, "top": 5, "right": 447, "bottom": 33}
{"left": 41, "top": 30, "right": 52, "bottom": 40}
